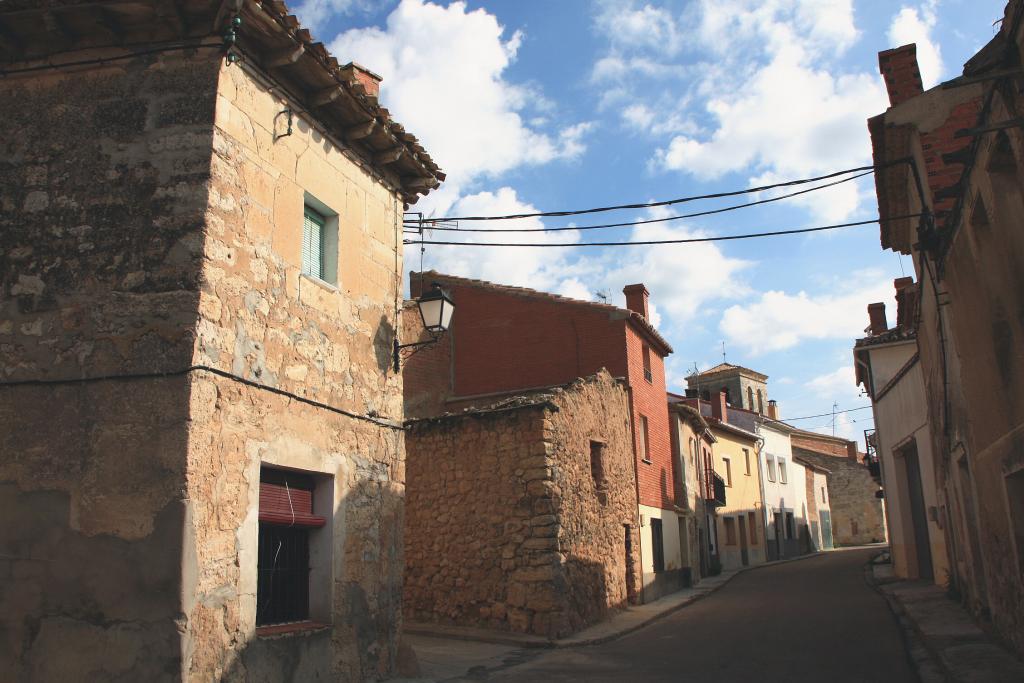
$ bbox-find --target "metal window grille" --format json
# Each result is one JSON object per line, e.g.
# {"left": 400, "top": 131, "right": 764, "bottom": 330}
{"left": 302, "top": 207, "right": 326, "bottom": 280}
{"left": 257, "top": 523, "right": 311, "bottom": 626}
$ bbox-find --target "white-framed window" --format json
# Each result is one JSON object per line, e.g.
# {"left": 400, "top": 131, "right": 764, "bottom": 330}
{"left": 302, "top": 195, "right": 339, "bottom": 285}
{"left": 766, "top": 455, "right": 777, "bottom": 482}
{"left": 778, "top": 459, "right": 788, "bottom": 484}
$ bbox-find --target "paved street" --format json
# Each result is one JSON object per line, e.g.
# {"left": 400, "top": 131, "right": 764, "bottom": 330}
{"left": 459, "top": 548, "right": 915, "bottom": 682}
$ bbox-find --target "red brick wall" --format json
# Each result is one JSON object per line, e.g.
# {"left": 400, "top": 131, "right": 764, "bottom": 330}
{"left": 791, "top": 433, "right": 852, "bottom": 458}
{"left": 920, "top": 98, "right": 984, "bottom": 230}
{"left": 624, "top": 327, "right": 673, "bottom": 509}
{"left": 403, "top": 278, "right": 675, "bottom": 511}
{"left": 401, "top": 302, "right": 453, "bottom": 419}
{"left": 441, "top": 284, "right": 629, "bottom": 396}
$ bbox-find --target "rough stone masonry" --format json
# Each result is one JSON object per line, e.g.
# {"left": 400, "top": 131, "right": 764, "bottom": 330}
{"left": 0, "top": 2, "right": 442, "bottom": 679}
{"left": 404, "top": 371, "right": 640, "bottom": 639}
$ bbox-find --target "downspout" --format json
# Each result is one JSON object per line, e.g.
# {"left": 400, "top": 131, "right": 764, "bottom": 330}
{"left": 754, "top": 428, "right": 770, "bottom": 556}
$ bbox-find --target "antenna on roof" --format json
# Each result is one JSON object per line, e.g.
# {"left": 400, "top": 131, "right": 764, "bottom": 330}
{"left": 594, "top": 289, "right": 609, "bottom": 304}
{"left": 721, "top": 340, "right": 727, "bottom": 364}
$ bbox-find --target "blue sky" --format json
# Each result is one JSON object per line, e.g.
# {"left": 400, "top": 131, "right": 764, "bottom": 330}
{"left": 293, "top": 0, "right": 1004, "bottom": 442}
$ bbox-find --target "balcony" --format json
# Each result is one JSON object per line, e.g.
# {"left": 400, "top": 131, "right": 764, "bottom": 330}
{"left": 709, "top": 472, "right": 727, "bottom": 508}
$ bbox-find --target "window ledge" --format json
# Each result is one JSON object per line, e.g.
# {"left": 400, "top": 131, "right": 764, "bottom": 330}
{"left": 300, "top": 273, "right": 339, "bottom": 293}
{"left": 256, "top": 621, "right": 330, "bottom": 638}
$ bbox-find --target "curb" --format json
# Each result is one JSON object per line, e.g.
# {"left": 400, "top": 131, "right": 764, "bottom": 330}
{"left": 862, "top": 552, "right": 948, "bottom": 683}
{"left": 407, "top": 550, "right": 830, "bottom": 651}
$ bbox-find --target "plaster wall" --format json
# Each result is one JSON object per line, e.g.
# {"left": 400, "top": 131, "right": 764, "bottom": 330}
{"left": 710, "top": 428, "right": 766, "bottom": 570}
{"left": 758, "top": 423, "right": 807, "bottom": 559}
{"left": 871, "top": 355, "right": 948, "bottom": 583}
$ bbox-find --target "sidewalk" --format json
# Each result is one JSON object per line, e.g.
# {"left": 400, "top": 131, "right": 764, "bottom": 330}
{"left": 868, "top": 554, "right": 1024, "bottom": 682}
{"left": 398, "top": 550, "right": 830, "bottom": 682}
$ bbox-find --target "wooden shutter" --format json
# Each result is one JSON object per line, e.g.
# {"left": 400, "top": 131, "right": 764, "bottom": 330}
{"left": 259, "top": 469, "right": 326, "bottom": 528}
{"left": 302, "top": 208, "right": 325, "bottom": 279}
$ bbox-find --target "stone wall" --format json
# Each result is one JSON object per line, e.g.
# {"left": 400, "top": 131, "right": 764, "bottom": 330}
{"left": 0, "top": 51, "right": 218, "bottom": 682}
{"left": 404, "top": 371, "right": 638, "bottom": 638}
{"left": 793, "top": 448, "right": 886, "bottom": 546}
{"left": 184, "top": 59, "right": 407, "bottom": 682}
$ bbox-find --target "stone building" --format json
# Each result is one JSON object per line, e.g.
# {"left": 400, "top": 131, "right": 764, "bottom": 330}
{"left": 0, "top": 2, "right": 442, "bottom": 681}
{"left": 789, "top": 430, "right": 887, "bottom": 547}
{"left": 866, "top": 0, "right": 1024, "bottom": 654}
{"left": 686, "top": 362, "right": 769, "bottom": 414}
{"left": 403, "top": 371, "right": 639, "bottom": 638}
{"left": 402, "top": 272, "right": 690, "bottom": 602}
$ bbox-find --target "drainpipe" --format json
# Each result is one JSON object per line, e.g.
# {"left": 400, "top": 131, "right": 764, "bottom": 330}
{"left": 624, "top": 383, "right": 645, "bottom": 605}
{"left": 754, "top": 427, "right": 770, "bottom": 557}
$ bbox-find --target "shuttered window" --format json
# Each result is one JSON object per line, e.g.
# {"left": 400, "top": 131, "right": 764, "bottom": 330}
{"left": 257, "top": 468, "right": 326, "bottom": 627}
{"left": 302, "top": 207, "right": 326, "bottom": 280}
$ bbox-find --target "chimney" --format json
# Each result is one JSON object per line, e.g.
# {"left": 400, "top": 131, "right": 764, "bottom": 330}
{"left": 878, "top": 45, "right": 924, "bottom": 107}
{"left": 711, "top": 389, "right": 728, "bottom": 424}
{"left": 895, "top": 277, "right": 917, "bottom": 330}
{"left": 623, "top": 284, "right": 650, "bottom": 319}
{"left": 767, "top": 399, "right": 779, "bottom": 420}
{"left": 341, "top": 62, "right": 383, "bottom": 99}
{"left": 868, "top": 302, "right": 888, "bottom": 336}
{"left": 847, "top": 441, "right": 859, "bottom": 461}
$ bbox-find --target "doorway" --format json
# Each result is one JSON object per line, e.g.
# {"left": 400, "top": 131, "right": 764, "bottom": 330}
{"left": 903, "top": 442, "right": 934, "bottom": 580}
{"left": 738, "top": 515, "right": 749, "bottom": 566}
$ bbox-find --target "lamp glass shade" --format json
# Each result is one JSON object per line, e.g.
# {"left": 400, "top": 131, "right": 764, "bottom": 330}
{"left": 418, "top": 286, "right": 454, "bottom": 333}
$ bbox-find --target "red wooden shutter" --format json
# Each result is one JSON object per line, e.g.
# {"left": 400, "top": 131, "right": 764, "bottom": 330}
{"left": 259, "top": 474, "right": 327, "bottom": 528}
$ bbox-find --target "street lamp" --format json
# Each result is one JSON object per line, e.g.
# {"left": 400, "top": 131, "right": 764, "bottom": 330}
{"left": 393, "top": 282, "right": 454, "bottom": 373}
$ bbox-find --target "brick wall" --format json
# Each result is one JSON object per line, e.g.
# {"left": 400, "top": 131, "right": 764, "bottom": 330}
{"left": 404, "top": 275, "right": 675, "bottom": 511}
{"left": 404, "top": 371, "right": 638, "bottom": 638}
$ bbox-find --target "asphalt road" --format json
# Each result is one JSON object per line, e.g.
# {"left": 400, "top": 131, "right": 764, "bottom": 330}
{"left": 473, "top": 547, "right": 916, "bottom": 683}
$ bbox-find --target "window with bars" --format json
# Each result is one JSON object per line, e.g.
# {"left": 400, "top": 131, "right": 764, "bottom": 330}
{"left": 256, "top": 468, "right": 327, "bottom": 628}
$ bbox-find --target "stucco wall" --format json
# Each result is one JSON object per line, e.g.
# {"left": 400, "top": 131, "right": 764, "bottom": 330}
{"left": 710, "top": 427, "right": 766, "bottom": 570}
{"left": 0, "top": 52, "right": 219, "bottom": 682}
{"left": 403, "top": 372, "right": 638, "bottom": 638}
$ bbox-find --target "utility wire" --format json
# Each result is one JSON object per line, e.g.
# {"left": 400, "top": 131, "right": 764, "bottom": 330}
{"left": 423, "top": 159, "right": 910, "bottom": 222}
{"left": 404, "top": 214, "right": 925, "bottom": 248}
{"left": 403, "top": 170, "right": 875, "bottom": 234}
{"left": 783, "top": 405, "right": 873, "bottom": 421}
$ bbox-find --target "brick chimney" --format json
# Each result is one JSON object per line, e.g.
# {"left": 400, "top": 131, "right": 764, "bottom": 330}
{"left": 868, "top": 302, "right": 888, "bottom": 335}
{"left": 623, "top": 284, "right": 650, "bottom": 319}
{"left": 711, "top": 389, "right": 728, "bottom": 424}
{"left": 878, "top": 44, "right": 924, "bottom": 107}
{"left": 767, "top": 399, "right": 779, "bottom": 420}
{"left": 895, "top": 277, "right": 917, "bottom": 330}
{"left": 341, "top": 62, "right": 382, "bottom": 99}
{"left": 847, "top": 441, "right": 859, "bottom": 461}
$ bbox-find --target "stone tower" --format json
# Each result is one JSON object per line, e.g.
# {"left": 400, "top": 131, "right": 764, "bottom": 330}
{"left": 686, "top": 363, "right": 769, "bottom": 414}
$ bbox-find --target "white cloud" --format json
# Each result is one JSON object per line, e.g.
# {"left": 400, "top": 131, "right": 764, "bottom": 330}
{"left": 653, "top": 44, "right": 888, "bottom": 209}
{"left": 719, "top": 279, "right": 892, "bottom": 354}
{"left": 806, "top": 365, "right": 861, "bottom": 403}
{"left": 415, "top": 187, "right": 581, "bottom": 292}
{"left": 594, "top": 1, "right": 683, "bottom": 55}
{"left": 888, "top": 2, "right": 944, "bottom": 88}
{"left": 329, "top": 0, "right": 592, "bottom": 189}
{"left": 294, "top": 0, "right": 375, "bottom": 31}
{"left": 587, "top": 0, "right": 889, "bottom": 221}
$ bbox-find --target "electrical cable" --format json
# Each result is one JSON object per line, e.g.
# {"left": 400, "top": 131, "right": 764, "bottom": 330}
{"left": 403, "top": 170, "right": 875, "bottom": 234}
{"left": 422, "top": 159, "right": 911, "bottom": 222}
{"left": 783, "top": 406, "right": 873, "bottom": 421}
{"left": 404, "top": 214, "right": 925, "bottom": 248}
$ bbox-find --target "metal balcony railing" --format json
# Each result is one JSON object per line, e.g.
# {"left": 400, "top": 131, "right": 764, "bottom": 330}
{"left": 709, "top": 472, "right": 727, "bottom": 508}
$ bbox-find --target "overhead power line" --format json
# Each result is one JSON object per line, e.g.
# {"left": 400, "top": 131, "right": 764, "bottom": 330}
{"left": 403, "top": 170, "right": 875, "bottom": 234}
{"left": 403, "top": 214, "right": 925, "bottom": 248}
{"left": 420, "top": 159, "right": 910, "bottom": 222}
{"left": 784, "top": 405, "right": 873, "bottom": 421}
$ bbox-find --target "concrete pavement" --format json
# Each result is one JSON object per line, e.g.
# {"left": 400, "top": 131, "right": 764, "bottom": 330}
{"left": 398, "top": 546, "right": 913, "bottom": 682}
